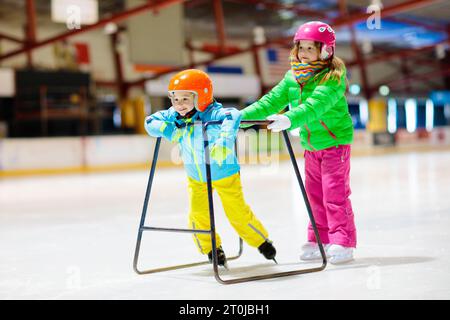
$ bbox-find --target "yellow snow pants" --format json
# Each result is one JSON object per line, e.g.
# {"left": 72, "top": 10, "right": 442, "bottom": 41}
{"left": 187, "top": 173, "right": 269, "bottom": 255}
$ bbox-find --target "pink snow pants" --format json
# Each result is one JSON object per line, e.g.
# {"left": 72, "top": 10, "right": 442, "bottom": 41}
{"left": 305, "top": 144, "right": 357, "bottom": 248}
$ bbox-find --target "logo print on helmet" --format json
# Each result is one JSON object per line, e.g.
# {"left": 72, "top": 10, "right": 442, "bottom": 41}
{"left": 318, "top": 26, "right": 326, "bottom": 32}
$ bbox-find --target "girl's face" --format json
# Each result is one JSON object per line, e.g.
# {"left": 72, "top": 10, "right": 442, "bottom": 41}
{"left": 297, "top": 40, "right": 320, "bottom": 63}
{"left": 169, "top": 91, "right": 195, "bottom": 116}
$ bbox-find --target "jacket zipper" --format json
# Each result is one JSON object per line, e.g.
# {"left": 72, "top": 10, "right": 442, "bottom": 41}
{"left": 304, "top": 124, "right": 316, "bottom": 151}
{"left": 187, "top": 126, "right": 204, "bottom": 182}
{"left": 319, "top": 120, "right": 337, "bottom": 140}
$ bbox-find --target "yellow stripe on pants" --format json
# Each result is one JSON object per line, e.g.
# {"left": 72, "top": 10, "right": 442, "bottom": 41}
{"left": 188, "top": 173, "right": 269, "bottom": 255}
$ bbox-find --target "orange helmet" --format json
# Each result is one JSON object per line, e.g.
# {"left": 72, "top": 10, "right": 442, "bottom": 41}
{"left": 168, "top": 69, "right": 213, "bottom": 112}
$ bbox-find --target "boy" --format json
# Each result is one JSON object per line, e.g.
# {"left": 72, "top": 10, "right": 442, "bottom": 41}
{"left": 144, "top": 69, "right": 276, "bottom": 266}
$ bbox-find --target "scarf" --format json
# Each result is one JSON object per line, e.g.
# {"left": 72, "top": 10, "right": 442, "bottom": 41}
{"left": 290, "top": 58, "right": 329, "bottom": 85}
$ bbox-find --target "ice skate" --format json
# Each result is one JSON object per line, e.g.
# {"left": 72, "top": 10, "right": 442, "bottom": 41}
{"left": 208, "top": 246, "right": 228, "bottom": 269}
{"left": 327, "top": 244, "right": 354, "bottom": 264}
{"left": 300, "top": 242, "right": 330, "bottom": 261}
{"left": 258, "top": 240, "right": 277, "bottom": 264}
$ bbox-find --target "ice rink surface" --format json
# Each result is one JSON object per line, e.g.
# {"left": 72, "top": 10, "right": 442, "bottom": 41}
{"left": 1, "top": 150, "right": 450, "bottom": 300}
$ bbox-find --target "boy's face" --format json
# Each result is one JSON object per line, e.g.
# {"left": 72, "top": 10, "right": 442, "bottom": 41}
{"left": 297, "top": 40, "right": 320, "bottom": 63}
{"left": 169, "top": 91, "right": 195, "bottom": 116}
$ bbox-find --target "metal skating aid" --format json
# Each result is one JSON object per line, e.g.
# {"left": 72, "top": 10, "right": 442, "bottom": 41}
{"left": 133, "top": 120, "right": 327, "bottom": 284}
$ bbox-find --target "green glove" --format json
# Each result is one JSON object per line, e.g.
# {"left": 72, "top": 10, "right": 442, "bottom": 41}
{"left": 210, "top": 144, "right": 233, "bottom": 167}
{"left": 239, "top": 110, "right": 252, "bottom": 128}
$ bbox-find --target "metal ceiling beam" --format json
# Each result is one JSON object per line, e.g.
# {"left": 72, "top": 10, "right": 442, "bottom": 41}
{"left": 0, "top": 0, "right": 187, "bottom": 62}
{"left": 110, "top": 30, "right": 126, "bottom": 99}
{"left": 25, "top": 0, "right": 37, "bottom": 43}
{"left": 25, "top": 0, "right": 37, "bottom": 67}
{"left": 0, "top": 32, "right": 24, "bottom": 44}
{"left": 333, "top": 0, "right": 444, "bottom": 27}
{"left": 213, "top": 0, "right": 227, "bottom": 54}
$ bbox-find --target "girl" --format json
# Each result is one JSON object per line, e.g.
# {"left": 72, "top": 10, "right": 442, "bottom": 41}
{"left": 241, "top": 21, "right": 357, "bottom": 264}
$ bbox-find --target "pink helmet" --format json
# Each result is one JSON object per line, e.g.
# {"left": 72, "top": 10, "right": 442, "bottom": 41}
{"left": 293, "top": 21, "right": 336, "bottom": 60}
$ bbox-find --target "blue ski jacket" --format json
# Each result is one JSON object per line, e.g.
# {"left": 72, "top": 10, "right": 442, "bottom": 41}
{"left": 144, "top": 101, "right": 241, "bottom": 182}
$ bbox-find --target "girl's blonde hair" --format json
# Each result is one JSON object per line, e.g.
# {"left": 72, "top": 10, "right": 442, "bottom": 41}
{"left": 290, "top": 41, "right": 347, "bottom": 86}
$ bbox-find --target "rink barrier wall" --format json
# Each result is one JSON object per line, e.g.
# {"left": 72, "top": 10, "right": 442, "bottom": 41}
{"left": 1, "top": 128, "right": 450, "bottom": 178}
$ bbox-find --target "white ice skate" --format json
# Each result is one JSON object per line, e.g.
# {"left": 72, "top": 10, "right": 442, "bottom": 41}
{"left": 300, "top": 242, "right": 330, "bottom": 261}
{"left": 327, "top": 244, "right": 354, "bottom": 264}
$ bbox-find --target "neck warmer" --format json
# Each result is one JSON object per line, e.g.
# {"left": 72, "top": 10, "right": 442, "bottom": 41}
{"left": 290, "top": 58, "right": 329, "bottom": 85}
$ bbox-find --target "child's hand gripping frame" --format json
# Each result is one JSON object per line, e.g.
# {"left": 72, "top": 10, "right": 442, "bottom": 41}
{"left": 133, "top": 120, "right": 327, "bottom": 285}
